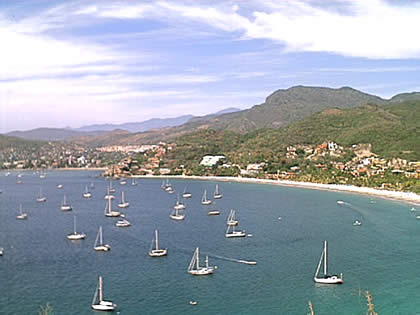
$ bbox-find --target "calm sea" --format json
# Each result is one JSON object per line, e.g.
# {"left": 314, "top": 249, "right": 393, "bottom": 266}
{"left": 0, "top": 171, "right": 418, "bottom": 314}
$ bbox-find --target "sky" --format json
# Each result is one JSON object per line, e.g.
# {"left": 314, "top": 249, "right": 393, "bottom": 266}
{"left": 1, "top": 0, "right": 420, "bottom": 132}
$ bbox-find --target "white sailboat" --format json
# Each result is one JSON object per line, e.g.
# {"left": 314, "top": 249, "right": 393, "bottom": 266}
{"left": 39, "top": 170, "right": 46, "bottom": 179}
{"left": 164, "top": 179, "right": 174, "bottom": 193}
{"left": 60, "top": 194, "right": 72, "bottom": 211}
{"left": 91, "top": 276, "right": 117, "bottom": 312}
{"left": 188, "top": 247, "right": 215, "bottom": 275}
{"left": 0, "top": 247, "right": 3, "bottom": 255}
{"left": 213, "top": 184, "right": 222, "bottom": 199}
{"left": 108, "top": 181, "right": 116, "bottom": 193}
{"left": 173, "top": 194, "right": 185, "bottom": 210}
{"left": 207, "top": 201, "right": 220, "bottom": 216}
{"left": 83, "top": 186, "right": 92, "bottom": 198}
{"left": 104, "top": 187, "right": 115, "bottom": 200}
{"left": 67, "top": 216, "right": 86, "bottom": 240}
{"left": 104, "top": 198, "right": 120, "bottom": 217}
{"left": 117, "top": 191, "right": 130, "bottom": 208}
{"left": 170, "top": 206, "right": 185, "bottom": 221}
{"left": 313, "top": 240, "right": 343, "bottom": 284}
{"left": 226, "top": 209, "right": 238, "bottom": 226}
{"left": 16, "top": 204, "right": 28, "bottom": 220}
{"left": 131, "top": 178, "right": 137, "bottom": 186}
{"left": 115, "top": 218, "right": 131, "bottom": 227}
{"left": 120, "top": 179, "right": 127, "bottom": 185}
{"left": 201, "top": 189, "right": 212, "bottom": 205}
{"left": 94, "top": 226, "right": 111, "bottom": 251}
{"left": 57, "top": 184, "right": 63, "bottom": 189}
{"left": 182, "top": 186, "right": 192, "bottom": 198}
{"left": 225, "top": 224, "right": 246, "bottom": 238}
{"left": 148, "top": 230, "right": 167, "bottom": 257}
{"left": 36, "top": 187, "right": 47, "bottom": 202}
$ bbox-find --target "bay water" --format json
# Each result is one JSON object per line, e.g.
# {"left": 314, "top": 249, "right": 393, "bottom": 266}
{"left": 0, "top": 171, "right": 418, "bottom": 314}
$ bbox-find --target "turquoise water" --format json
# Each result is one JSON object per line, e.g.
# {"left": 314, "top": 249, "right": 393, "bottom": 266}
{"left": 0, "top": 171, "right": 418, "bottom": 314}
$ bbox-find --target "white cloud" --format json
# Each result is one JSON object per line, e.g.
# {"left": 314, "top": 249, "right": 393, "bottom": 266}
{"left": 72, "top": 0, "right": 420, "bottom": 59}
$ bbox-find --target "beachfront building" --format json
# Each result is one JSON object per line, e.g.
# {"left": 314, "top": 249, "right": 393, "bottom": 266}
{"left": 200, "top": 155, "right": 226, "bottom": 167}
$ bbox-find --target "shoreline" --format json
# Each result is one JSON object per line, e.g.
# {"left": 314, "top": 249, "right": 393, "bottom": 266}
{"left": 133, "top": 174, "right": 420, "bottom": 206}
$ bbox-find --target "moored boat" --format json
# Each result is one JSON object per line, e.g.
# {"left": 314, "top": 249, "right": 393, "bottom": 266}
{"left": 91, "top": 276, "right": 117, "bottom": 311}
{"left": 313, "top": 240, "right": 343, "bottom": 284}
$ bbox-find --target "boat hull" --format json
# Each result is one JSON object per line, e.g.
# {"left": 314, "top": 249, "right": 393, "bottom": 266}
{"left": 67, "top": 233, "right": 86, "bottom": 240}
{"left": 313, "top": 276, "right": 343, "bottom": 284}
{"left": 188, "top": 267, "right": 214, "bottom": 276}
{"left": 91, "top": 300, "right": 116, "bottom": 311}
{"left": 170, "top": 214, "right": 185, "bottom": 221}
{"left": 225, "top": 232, "right": 246, "bottom": 238}
{"left": 105, "top": 212, "right": 120, "bottom": 217}
{"left": 94, "top": 245, "right": 111, "bottom": 251}
{"left": 117, "top": 203, "right": 129, "bottom": 208}
{"left": 149, "top": 249, "right": 168, "bottom": 257}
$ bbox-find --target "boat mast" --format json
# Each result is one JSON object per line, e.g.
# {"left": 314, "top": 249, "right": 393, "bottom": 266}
{"left": 121, "top": 191, "right": 125, "bottom": 203}
{"left": 99, "top": 226, "right": 103, "bottom": 245}
{"left": 73, "top": 216, "right": 77, "bottom": 234}
{"left": 324, "top": 240, "right": 328, "bottom": 276}
{"left": 196, "top": 248, "right": 200, "bottom": 270}
{"left": 155, "top": 230, "right": 159, "bottom": 250}
{"left": 98, "top": 276, "right": 103, "bottom": 303}
{"left": 205, "top": 256, "right": 209, "bottom": 268}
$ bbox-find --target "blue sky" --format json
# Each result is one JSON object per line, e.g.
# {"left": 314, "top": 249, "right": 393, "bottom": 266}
{"left": 1, "top": 0, "right": 420, "bottom": 132}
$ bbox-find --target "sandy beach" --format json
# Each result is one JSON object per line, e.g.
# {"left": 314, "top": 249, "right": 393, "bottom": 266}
{"left": 133, "top": 174, "right": 420, "bottom": 206}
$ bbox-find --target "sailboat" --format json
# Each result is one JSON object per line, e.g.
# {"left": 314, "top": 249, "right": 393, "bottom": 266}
{"left": 201, "top": 189, "right": 212, "bottom": 205}
{"left": 16, "top": 204, "right": 28, "bottom": 220}
{"left": 182, "top": 186, "right": 192, "bottom": 198}
{"left": 91, "top": 276, "right": 117, "bottom": 311}
{"left": 225, "top": 224, "right": 246, "bottom": 238}
{"left": 226, "top": 209, "right": 238, "bottom": 226}
{"left": 170, "top": 206, "right": 185, "bottom": 221}
{"left": 313, "top": 240, "right": 343, "bottom": 284}
{"left": 188, "top": 247, "right": 215, "bottom": 275}
{"left": 36, "top": 187, "right": 47, "bottom": 202}
{"left": 39, "top": 170, "right": 46, "bottom": 179}
{"left": 0, "top": 247, "right": 3, "bottom": 255}
{"left": 164, "top": 179, "right": 173, "bottom": 193}
{"left": 67, "top": 216, "right": 86, "bottom": 240}
{"left": 173, "top": 194, "right": 185, "bottom": 210}
{"left": 104, "top": 198, "right": 120, "bottom": 217}
{"left": 57, "top": 184, "right": 63, "bottom": 189}
{"left": 60, "top": 194, "right": 72, "bottom": 211}
{"left": 94, "top": 226, "right": 111, "bottom": 251}
{"left": 115, "top": 218, "right": 131, "bottom": 227}
{"left": 104, "top": 187, "right": 115, "bottom": 200}
{"left": 207, "top": 201, "right": 220, "bottom": 216}
{"left": 131, "top": 178, "right": 137, "bottom": 186}
{"left": 108, "top": 181, "right": 116, "bottom": 193}
{"left": 119, "top": 179, "right": 127, "bottom": 185}
{"left": 213, "top": 184, "right": 222, "bottom": 199}
{"left": 117, "top": 191, "right": 129, "bottom": 208}
{"left": 148, "top": 230, "right": 168, "bottom": 257}
{"left": 83, "top": 186, "right": 92, "bottom": 198}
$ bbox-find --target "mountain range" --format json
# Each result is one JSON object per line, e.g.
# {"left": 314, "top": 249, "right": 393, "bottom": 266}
{"left": 2, "top": 86, "right": 420, "bottom": 147}
{"left": 71, "top": 85, "right": 420, "bottom": 147}
{"left": 4, "top": 108, "right": 241, "bottom": 141}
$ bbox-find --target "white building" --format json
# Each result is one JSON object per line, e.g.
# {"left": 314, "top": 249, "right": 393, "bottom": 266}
{"left": 200, "top": 155, "right": 225, "bottom": 167}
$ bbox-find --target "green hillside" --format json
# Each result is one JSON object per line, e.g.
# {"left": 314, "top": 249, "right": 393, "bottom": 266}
{"left": 241, "top": 101, "right": 419, "bottom": 160}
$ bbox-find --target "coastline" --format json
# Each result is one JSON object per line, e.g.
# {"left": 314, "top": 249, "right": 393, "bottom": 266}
{"left": 133, "top": 174, "right": 420, "bottom": 206}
